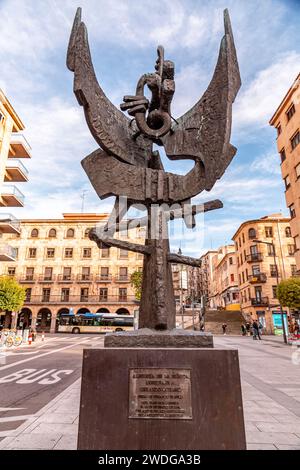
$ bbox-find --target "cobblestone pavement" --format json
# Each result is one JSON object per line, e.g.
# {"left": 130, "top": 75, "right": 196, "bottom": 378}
{"left": 0, "top": 334, "right": 299, "bottom": 449}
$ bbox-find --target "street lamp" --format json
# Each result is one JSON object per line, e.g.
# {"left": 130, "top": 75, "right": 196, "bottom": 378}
{"left": 177, "top": 247, "right": 184, "bottom": 328}
{"left": 253, "top": 239, "right": 288, "bottom": 344}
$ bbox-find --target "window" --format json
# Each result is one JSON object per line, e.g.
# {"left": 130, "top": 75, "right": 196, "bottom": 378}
{"left": 286, "top": 103, "right": 295, "bottom": 122}
{"left": 100, "top": 267, "right": 109, "bottom": 280}
{"left": 48, "top": 228, "right": 57, "bottom": 238}
{"left": 0, "top": 112, "right": 4, "bottom": 123}
{"left": 84, "top": 228, "right": 90, "bottom": 238}
{"left": 289, "top": 204, "right": 296, "bottom": 219}
{"left": 230, "top": 274, "right": 234, "bottom": 282}
{"left": 136, "top": 252, "right": 144, "bottom": 260}
{"left": 44, "top": 267, "right": 53, "bottom": 281}
{"left": 242, "top": 233, "right": 245, "bottom": 244}
{"left": 61, "top": 288, "right": 70, "bottom": 302}
{"left": 14, "top": 248, "right": 18, "bottom": 259}
{"left": 285, "top": 227, "right": 292, "bottom": 237}
{"left": 276, "top": 123, "right": 282, "bottom": 136}
{"left": 288, "top": 244, "right": 296, "bottom": 256}
{"left": 238, "top": 238, "right": 241, "bottom": 247}
{"left": 42, "top": 288, "right": 51, "bottom": 302}
{"left": 119, "top": 267, "right": 128, "bottom": 281}
{"left": 64, "top": 248, "right": 73, "bottom": 258}
{"left": 25, "top": 267, "right": 34, "bottom": 281}
{"left": 248, "top": 228, "right": 256, "bottom": 239}
{"left": 119, "top": 249, "right": 128, "bottom": 259}
{"left": 119, "top": 288, "right": 127, "bottom": 302}
{"left": 242, "top": 272, "right": 245, "bottom": 284}
{"left": 284, "top": 175, "right": 290, "bottom": 190}
{"left": 83, "top": 248, "right": 91, "bottom": 258}
{"left": 229, "top": 257, "right": 233, "bottom": 265}
{"left": 101, "top": 243, "right": 110, "bottom": 258}
{"left": 28, "top": 248, "right": 37, "bottom": 258}
{"left": 255, "top": 286, "right": 262, "bottom": 301}
{"left": 272, "top": 286, "right": 278, "bottom": 299}
{"left": 267, "top": 244, "right": 275, "bottom": 256}
{"left": 99, "top": 288, "right": 108, "bottom": 301}
{"left": 25, "top": 288, "right": 31, "bottom": 302}
{"left": 243, "top": 250, "right": 246, "bottom": 263}
{"left": 47, "top": 248, "right": 55, "bottom": 258}
{"left": 280, "top": 148, "right": 286, "bottom": 163}
{"left": 296, "top": 162, "right": 300, "bottom": 179}
{"left": 291, "top": 131, "right": 300, "bottom": 150}
{"left": 252, "top": 265, "right": 260, "bottom": 275}
{"left": 291, "top": 265, "right": 297, "bottom": 276}
{"left": 63, "top": 267, "right": 72, "bottom": 281}
{"left": 8, "top": 267, "right": 16, "bottom": 276}
{"left": 265, "top": 226, "right": 273, "bottom": 238}
{"left": 82, "top": 267, "right": 91, "bottom": 280}
{"left": 66, "top": 228, "right": 75, "bottom": 238}
{"left": 80, "top": 287, "right": 89, "bottom": 302}
{"left": 270, "top": 264, "right": 278, "bottom": 277}
{"left": 31, "top": 228, "right": 39, "bottom": 238}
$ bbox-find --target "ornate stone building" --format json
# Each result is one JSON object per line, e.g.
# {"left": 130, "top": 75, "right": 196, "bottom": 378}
{"left": 0, "top": 89, "right": 31, "bottom": 261}
{"left": 270, "top": 73, "right": 300, "bottom": 273}
{"left": 232, "top": 214, "right": 296, "bottom": 333}
{"left": 0, "top": 213, "right": 144, "bottom": 332}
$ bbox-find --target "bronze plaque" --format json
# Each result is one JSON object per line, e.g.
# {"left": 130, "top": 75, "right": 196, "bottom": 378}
{"left": 129, "top": 368, "right": 192, "bottom": 420}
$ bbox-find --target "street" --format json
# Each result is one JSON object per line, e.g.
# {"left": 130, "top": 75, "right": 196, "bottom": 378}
{"left": 0, "top": 333, "right": 300, "bottom": 449}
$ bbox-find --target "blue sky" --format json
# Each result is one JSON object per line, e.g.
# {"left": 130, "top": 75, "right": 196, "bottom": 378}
{"left": 0, "top": 0, "right": 300, "bottom": 256}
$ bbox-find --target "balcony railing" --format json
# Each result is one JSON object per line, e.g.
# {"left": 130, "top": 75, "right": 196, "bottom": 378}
{"left": 115, "top": 275, "right": 130, "bottom": 283}
{"left": 0, "top": 185, "right": 25, "bottom": 207}
{"left": 9, "top": 133, "right": 31, "bottom": 158}
{"left": 251, "top": 297, "right": 269, "bottom": 306}
{"left": 246, "top": 253, "right": 263, "bottom": 263}
{"left": 19, "top": 275, "right": 35, "bottom": 283}
{"left": 5, "top": 159, "right": 29, "bottom": 182}
{"left": 95, "top": 274, "right": 112, "bottom": 282}
{"left": 77, "top": 274, "right": 93, "bottom": 282}
{"left": 0, "top": 213, "right": 21, "bottom": 234}
{"left": 248, "top": 273, "right": 267, "bottom": 283}
{"left": 38, "top": 274, "right": 55, "bottom": 283}
{"left": 57, "top": 274, "right": 74, "bottom": 283}
{"left": 0, "top": 244, "right": 17, "bottom": 261}
{"left": 23, "top": 295, "right": 138, "bottom": 304}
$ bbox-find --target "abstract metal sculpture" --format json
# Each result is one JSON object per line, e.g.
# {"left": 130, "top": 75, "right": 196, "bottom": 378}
{"left": 67, "top": 7, "right": 241, "bottom": 332}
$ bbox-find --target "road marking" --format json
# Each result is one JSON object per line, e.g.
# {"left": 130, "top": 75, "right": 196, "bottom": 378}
{"left": 0, "top": 368, "right": 74, "bottom": 385}
{"left": 0, "top": 407, "right": 25, "bottom": 411}
{"left": 0, "top": 338, "right": 90, "bottom": 373}
{"left": 0, "top": 415, "right": 33, "bottom": 423}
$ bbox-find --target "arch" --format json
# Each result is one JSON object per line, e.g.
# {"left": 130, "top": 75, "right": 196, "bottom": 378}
{"left": 30, "top": 228, "right": 39, "bottom": 238}
{"left": 48, "top": 228, "right": 57, "bottom": 238}
{"left": 248, "top": 228, "right": 256, "bottom": 240}
{"left": 285, "top": 226, "right": 292, "bottom": 237}
{"left": 17, "top": 308, "right": 32, "bottom": 329}
{"left": 97, "top": 307, "right": 110, "bottom": 313}
{"left": 84, "top": 228, "right": 90, "bottom": 238}
{"left": 36, "top": 308, "right": 52, "bottom": 332}
{"left": 56, "top": 307, "right": 70, "bottom": 331}
{"left": 66, "top": 228, "right": 75, "bottom": 238}
{"left": 116, "top": 308, "right": 130, "bottom": 315}
{"left": 77, "top": 307, "right": 90, "bottom": 314}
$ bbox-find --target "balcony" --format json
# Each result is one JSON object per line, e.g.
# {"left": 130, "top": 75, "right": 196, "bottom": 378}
{"left": 57, "top": 274, "right": 74, "bottom": 283}
{"left": 19, "top": 275, "right": 35, "bottom": 283}
{"left": 248, "top": 273, "right": 267, "bottom": 283}
{"left": 251, "top": 297, "right": 269, "bottom": 307}
{"left": 246, "top": 253, "right": 263, "bottom": 263}
{"left": 4, "top": 159, "right": 29, "bottom": 182}
{"left": 0, "top": 213, "right": 21, "bottom": 234}
{"left": 0, "top": 244, "right": 17, "bottom": 261}
{"left": 0, "top": 185, "right": 25, "bottom": 207}
{"left": 77, "top": 274, "right": 93, "bottom": 283}
{"left": 95, "top": 274, "right": 112, "bottom": 283}
{"left": 9, "top": 133, "right": 31, "bottom": 158}
{"left": 115, "top": 275, "right": 130, "bottom": 283}
{"left": 24, "top": 294, "right": 138, "bottom": 304}
{"left": 38, "top": 274, "right": 55, "bottom": 283}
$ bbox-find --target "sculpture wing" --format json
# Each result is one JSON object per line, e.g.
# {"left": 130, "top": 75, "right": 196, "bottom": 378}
{"left": 162, "top": 9, "right": 241, "bottom": 190}
{"left": 67, "top": 8, "right": 151, "bottom": 167}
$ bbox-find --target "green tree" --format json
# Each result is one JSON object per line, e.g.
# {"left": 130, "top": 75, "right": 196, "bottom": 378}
{"left": 0, "top": 276, "right": 26, "bottom": 314}
{"left": 130, "top": 270, "right": 143, "bottom": 300}
{"left": 276, "top": 278, "right": 300, "bottom": 310}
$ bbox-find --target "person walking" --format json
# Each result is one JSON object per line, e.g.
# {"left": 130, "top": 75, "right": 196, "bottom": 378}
{"left": 258, "top": 321, "right": 263, "bottom": 339}
{"left": 252, "top": 320, "right": 261, "bottom": 340}
{"left": 241, "top": 324, "right": 246, "bottom": 336}
{"left": 222, "top": 323, "right": 227, "bottom": 335}
{"left": 246, "top": 322, "right": 251, "bottom": 336}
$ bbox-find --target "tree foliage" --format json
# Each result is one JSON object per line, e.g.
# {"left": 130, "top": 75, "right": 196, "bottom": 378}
{"left": 276, "top": 278, "right": 300, "bottom": 310}
{"left": 130, "top": 270, "right": 143, "bottom": 301}
{"left": 0, "top": 276, "right": 26, "bottom": 313}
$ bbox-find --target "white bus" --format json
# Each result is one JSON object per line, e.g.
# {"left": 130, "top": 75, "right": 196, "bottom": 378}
{"left": 58, "top": 312, "right": 134, "bottom": 334}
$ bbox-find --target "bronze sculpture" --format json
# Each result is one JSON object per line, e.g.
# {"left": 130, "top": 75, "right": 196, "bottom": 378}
{"left": 67, "top": 7, "right": 241, "bottom": 333}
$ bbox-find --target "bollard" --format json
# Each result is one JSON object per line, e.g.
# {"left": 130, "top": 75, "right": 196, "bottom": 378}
{"left": 28, "top": 333, "right": 32, "bottom": 345}
{"left": 42, "top": 331, "right": 45, "bottom": 341}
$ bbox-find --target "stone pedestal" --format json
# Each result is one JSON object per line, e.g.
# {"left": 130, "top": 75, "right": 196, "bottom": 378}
{"left": 77, "top": 348, "right": 246, "bottom": 450}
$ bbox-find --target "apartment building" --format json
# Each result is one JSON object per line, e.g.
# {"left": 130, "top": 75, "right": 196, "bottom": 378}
{"left": 270, "top": 73, "right": 300, "bottom": 273}
{"left": 210, "top": 245, "right": 240, "bottom": 311}
{"left": 0, "top": 213, "right": 144, "bottom": 332}
{"left": 232, "top": 214, "right": 296, "bottom": 333}
{"left": 198, "top": 250, "right": 218, "bottom": 307}
{"left": 0, "top": 89, "right": 31, "bottom": 261}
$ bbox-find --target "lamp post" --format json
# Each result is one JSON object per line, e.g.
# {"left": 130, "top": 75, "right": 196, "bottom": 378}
{"left": 177, "top": 247, "right": 185, "bottom": 329}
{"left": 253, "top": 239, "right": 288, "bottom": 344}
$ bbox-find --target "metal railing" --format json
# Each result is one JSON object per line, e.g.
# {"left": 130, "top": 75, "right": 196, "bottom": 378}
{"left": 115, "top": 275, "right": 130, "bottom": 282}
{"left": 251, "top": 297, "right": 269, "bottom": 306}
{"left": 6, "top": 158, "right": 29, "bottom": 176}
{"left": 0, "top": 213, "right": 21, "bottom": 232}
{"left": 246, "top": 252, "right": 263, "bottom": 263}
{"left": 248, "top": 273, "right": 267, "bottom": 283}
{"left": 0, "top": 244, "right": 17, "bottom": 259}
{"left": 10, "top": 133, "right": 32, "bottom": 155}
{"left": 95, "top": 274, "right": 112, "bottom": 282}
{"left": 24, "top": 294, "right": 138, "bottom": 304}
{"left": 1, "top": 185, "right": 25, "bottom": 203}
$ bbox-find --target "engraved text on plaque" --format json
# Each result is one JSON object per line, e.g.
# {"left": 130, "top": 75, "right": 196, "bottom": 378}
{"left": 129, "top": 368, "right": 192, "bottom": 419}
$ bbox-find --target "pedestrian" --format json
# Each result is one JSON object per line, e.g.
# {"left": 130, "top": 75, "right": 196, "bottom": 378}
{"left": 294, "top": 322, "right": 300, "bottom": 338}
{"left": 258, "top": 321, "right": 263, "bottom": 339}
{"left": 252, "top": 320, "right": 261, "bottom": 340}
{"left": 241, "top": 324, "right": 246, "bottom": 336}
{"left": 222, "top": 323, "right": 227, "bottom": 335}
{"left": 245, "top": 322, "right": 251, "bottom": 336}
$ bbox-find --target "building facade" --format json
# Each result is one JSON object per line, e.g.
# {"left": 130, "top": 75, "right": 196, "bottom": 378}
{"left": 270, "top": 73, "right": 300, "bottom": 273}
{"left": 198, "top": 250, "right": 218, "bottom": 308}
{"left": 0, "top": 89, "right": 31, "bottom": 261}
{"left": 232, "top": 214, "right": 296, "bottom": 332}
{"left": 210, "top": 245, "right": 240, "bottom": 311}
{"left": 0, "top": 214, "right": 144, "bottom": 332}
